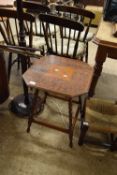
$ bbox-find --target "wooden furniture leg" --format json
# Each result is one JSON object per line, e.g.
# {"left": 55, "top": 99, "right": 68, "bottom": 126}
{"left": 68, "top": 98, "right": 73, "bottom": 148}
{"left": 8, "top": 52, "right": 12, "bottom": 82}
{"left": 89, "top": 45, "right": 107, "bottom": 97}
{"left": 27, "top": 89, "right": 39, "bottom": 133}
{"left": 78, "top": 122, "right": 89, "bottom": 145}
{"left": 110, "top": 134, "right": 117, "bottom": 151}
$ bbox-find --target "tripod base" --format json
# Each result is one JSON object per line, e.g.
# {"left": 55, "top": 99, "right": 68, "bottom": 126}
{"left": 9, "top": 93, "right": 43, "bottom": 117}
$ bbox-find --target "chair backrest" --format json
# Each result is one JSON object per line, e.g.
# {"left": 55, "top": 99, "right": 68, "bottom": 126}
{"left": 39, "top": 13, "right": 84, "bottom": 59}
{"left": 21, "top": 1, "right": 51, "bottom": 36}
{"left": 0, "top": 8, "right": 35, "bottom": 47}
{"left": 21, "top": 1, "right": 50, "bottom": 13}
{"left": 24, "top": 0, "right": 49, "bottom": 5}
{"left": 56, "top": 5, "right": 95, "bottom": 41}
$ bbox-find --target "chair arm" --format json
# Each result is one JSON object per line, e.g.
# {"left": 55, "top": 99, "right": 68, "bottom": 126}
{"left": 0, "top": 44, "right": 42, "bottom": 59}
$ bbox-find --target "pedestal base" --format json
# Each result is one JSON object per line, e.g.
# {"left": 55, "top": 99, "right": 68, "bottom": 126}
{"left": 9, "top": 93, "right": 43, "bottom": 117}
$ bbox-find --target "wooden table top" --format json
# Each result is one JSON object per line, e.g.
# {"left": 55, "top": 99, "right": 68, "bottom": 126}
{"left": 23, "top": 55, "right": 93, "bottom": 97}
{"left": 93, "top": 18, "right": 117, "bottom": 49}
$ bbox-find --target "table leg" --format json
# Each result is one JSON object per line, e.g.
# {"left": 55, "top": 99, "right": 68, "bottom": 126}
{"left": 27, "top": 89, "right": 39, "bottom": 133}
{"left": 68, "top": 98, "right": 73, "bottom": 148}
{"left": 89, "top": 45, "right": 107, "bottom": 97}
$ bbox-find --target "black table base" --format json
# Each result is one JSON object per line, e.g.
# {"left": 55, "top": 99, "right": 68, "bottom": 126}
{"left": 9, "top": 93, "right": 44, "bottom": 117}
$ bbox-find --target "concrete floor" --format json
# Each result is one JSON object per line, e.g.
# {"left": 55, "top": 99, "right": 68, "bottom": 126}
{"left": 0, "top": 28, "right": 117, "bottom": 175}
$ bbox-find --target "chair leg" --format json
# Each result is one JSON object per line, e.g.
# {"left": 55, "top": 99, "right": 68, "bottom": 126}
{"left": 85, "top": 42, "right": 88, "bottom": 63}
{"left": 17, "top": 55, "right": 21, "bottom": 71}
{"left": 68, "top": 98, "right": 73, "bottom": 148}
{"left": 43, "top": 92, "right": 48, "bottom": 104}
{"left": 79, "top": 95, "right": 87, "bottom": 120}
{"left": 110, "top": 133, "right": 117, "bottom": 151}
{"left": 40, "top": 46, "right": 45, "bottom": 55}
{"left": 8, "top": 52, "right": 12, "bottom": 82}
{"left": 78, "top": 122, "right": 89, "bottom": 146}
{"left": 27, "top": 89, "right": 39, "bottom": 133}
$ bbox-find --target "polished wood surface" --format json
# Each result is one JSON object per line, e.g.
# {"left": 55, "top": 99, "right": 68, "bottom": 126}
{"left": 23, "top": 55, "right": 93, "bottom": 97}
{"left": 25, "top": 12, "right": 93, "bottom": 147}
{"left": 89, "top": 18, "right": 117, "bottom": 97}
{"left": 23, "top": 55, "right": 93, "bottom": 147}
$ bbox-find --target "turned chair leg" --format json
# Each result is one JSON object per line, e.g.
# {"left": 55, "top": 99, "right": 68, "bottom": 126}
{"left": 17, "top": 55, "right": 21, "bottom": 71}
{"left": 110, "top": 133, "right": 117, "bottom": 151}
{"left": 78, "top": 122, "right": 89, "bottom": 146}
{"left": 85, "top": 42, "right": 88, "bottom": 63}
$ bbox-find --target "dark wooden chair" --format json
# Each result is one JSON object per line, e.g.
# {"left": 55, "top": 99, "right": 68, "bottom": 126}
{"left": 23, "top": 14, "right": 94, "bottom": 147}
{"left": 18, "top": 0, "right": 51, "bottom": 37}
{"left": 39, "top": 13, "right": 86, "bottom": 59}
{"left": 0, "top": 7, "right": 46, "bottom": 81}
{"left": 78, "top": 98, "right": 117, "bottom": 151}
{"left": 56, "top": 5, "right": 95, "bottom": 62}
{"left": 20, "top": 1, "right": 57, "bottom": 56}
{"left": 25, "top": 0, "right": 48, "bottom": 6}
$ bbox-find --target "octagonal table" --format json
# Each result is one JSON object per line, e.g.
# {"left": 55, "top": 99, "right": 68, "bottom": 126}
{"left": 23, "top": 55, "right": 93, "bottom": 147}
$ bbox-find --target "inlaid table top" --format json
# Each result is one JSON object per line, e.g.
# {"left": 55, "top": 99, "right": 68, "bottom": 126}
{"left": 23, "top": 55, "right": 93, "bottom": 97}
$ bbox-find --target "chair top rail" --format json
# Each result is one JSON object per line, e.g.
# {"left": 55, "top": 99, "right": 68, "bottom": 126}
{"left": 14, "top": 0, "right": 50, "bottom": 13}
{"left": 39, "top": 13, "right": 84, "bottom": 31}
{"left": 0, "top": 8, "right": 35, "bottom": 21}
{"left": 56, "top": 5, "right": 95, "bottom": 19}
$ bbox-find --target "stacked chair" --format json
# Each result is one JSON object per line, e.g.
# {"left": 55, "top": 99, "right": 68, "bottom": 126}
{"left": 78, "top": 98, "right": 117, "bottom": 151}
{"left": 0, "top": 6, "right": 48, "bottom": 81}
{"left": 21, "top": 1, "right": 51, "bottom": 37}
{"left": 56, "top": 5, "right": 95, "bottom": 62}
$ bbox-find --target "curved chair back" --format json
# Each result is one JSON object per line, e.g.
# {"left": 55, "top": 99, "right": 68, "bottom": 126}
{"left": 56, "top": 5, "right": 95, "bottom": 42}
{"left": 56, "top": 5, "right": 95, "bottom": 62}
{"left": 0, "top": 8, "right": 35, "bottom": 47}
{"left": 39, "top": 13, "right": 84, "bottom": 59}
{"left": 21, "top": 1, "right": 51, "bottom": 36}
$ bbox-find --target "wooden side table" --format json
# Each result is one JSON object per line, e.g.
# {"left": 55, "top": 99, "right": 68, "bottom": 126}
{"left": 23, "top": 55, "right": 93, "bottom": 147}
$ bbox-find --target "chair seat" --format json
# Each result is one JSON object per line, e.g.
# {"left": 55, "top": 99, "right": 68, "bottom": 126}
{"left": 13, "top": 35, "right": 46, "bottom": 49}
{"left": 63, "top": 29, "right": 95, "bottom": 42}
{"left": 85, "top": 98, "right": 117, "bottom": 133}
{"left": 33, "top": 18, "right": 59, "bottom": 36}
{"left": 80, "top": 31, "right": 94, "bottom": 42}
{"left": 49, "top": 38, "right": 86, "bottom": 57}
{"left": 25, "top": 35, "right": 46, "bottom": 49}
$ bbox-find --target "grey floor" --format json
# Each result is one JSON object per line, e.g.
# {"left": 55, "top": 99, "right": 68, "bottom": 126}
{"left": 0, "top": 28, "right": 117, "bottom": 175}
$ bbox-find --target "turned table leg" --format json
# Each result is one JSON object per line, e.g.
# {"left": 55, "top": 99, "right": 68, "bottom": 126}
{"left": 89, "top": 45, "right": 107, "bottom": 97}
